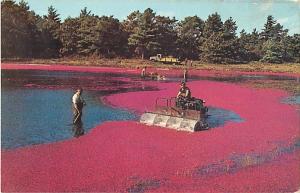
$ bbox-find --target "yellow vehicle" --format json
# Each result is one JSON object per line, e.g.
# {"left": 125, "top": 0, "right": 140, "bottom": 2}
{"left": 150, "top": 54, "right": 181, "bottom": 64}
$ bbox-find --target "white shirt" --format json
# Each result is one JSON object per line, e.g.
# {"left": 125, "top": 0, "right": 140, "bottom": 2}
{"left": 72, "top": 93, "right": 83, "bottom": 104}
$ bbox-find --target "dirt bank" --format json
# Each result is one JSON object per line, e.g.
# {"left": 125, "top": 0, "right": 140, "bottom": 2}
{"left": 2, "top": 58, "right": 300, "bottom": 74}
{"left": 2, "top": 62, "right": 300, "bottom": 77}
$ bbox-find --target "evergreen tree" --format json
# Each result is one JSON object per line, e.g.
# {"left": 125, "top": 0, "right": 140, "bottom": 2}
{"left": 1, "top": 4, "right": 299, "bottom": 63}
{"left": 76, "top": 12, "right": 98, "bottom": 55}
{"left": 37, "top": 5, "right": 62, "bottom": 58}
{"left": 221, "top": 17, "right": 244, "bottom": 63}
{"left": 223, "top": 17, "right": 236, "bottom": 40}
{"left": 259, "top": 15, "right": 289, "bottom": 63}
{"left": 201, "top": 32, "right": 224, "bottom": 63}
{"left": 122, "top": 11, "right": 142, "bottom": 57}
{"left": 282, "top": 34, "right": 300, "bottom": 63}
{"left": 128, "top": 8, "right": 158, "bottom": 59}
{"left": 177, "top": 16, "right": 204, "bottom": 59}
{"left": 239, "top": 29, "right": 262, "bottom": 62}
{"left": 260, "top": 15, "right": 276, "bottom": 41}
{"left": 93, "top": 16, "right": 128, "bottom": 57}
{"left": 202, "top": 12, "right": 223, "bottom": 38}
{"left": 122, "top": 11, "right": 142, "bottom": 34}
{"left": 1, "top": 0, "right": 39, "bottom": 58}
{"left": 60, "top": 17, "right": 80, "bottom": 56}
{"left": 80, "top": 7, "right": 91, "bottom": 17}
{"left": 200, "top": 13, "right": 223, "bottom": 62}
{"left": 154, "top": 15, "right": 177, "bottom": 56}
{"left": 18, "top": 0, "right": 29, "bottom": 10}
{"left": 200, "top": 14, "right": 242, "bottom": 63}
{"left": 261, "top": 39, "right": 284, "bottom": 63}
{"left": 47, "top": 5, "right": 61, "bottom": 23}
{"left": 292, "top": 34, "right": 300, "bottom": 62}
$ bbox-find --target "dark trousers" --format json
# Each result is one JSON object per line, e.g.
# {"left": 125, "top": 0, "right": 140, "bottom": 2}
{"left": 73, "top": 103, "right": 83, "bottom": 123}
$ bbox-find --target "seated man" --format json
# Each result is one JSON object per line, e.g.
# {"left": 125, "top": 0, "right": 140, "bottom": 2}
{"left": 177, "top": 81, "right": 191, "bottom": 99}
{"left": 176, "top": 81, "right": 192, "bottom": 109}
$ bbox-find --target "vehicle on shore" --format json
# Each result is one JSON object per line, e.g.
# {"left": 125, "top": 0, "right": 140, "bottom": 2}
{"left": 149, "top": 54, "right": 181, "bottom": 65}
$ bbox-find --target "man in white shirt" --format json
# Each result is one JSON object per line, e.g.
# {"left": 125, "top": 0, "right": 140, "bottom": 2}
{"left": 72, "top": 88, "right": 86, "bottom": 124}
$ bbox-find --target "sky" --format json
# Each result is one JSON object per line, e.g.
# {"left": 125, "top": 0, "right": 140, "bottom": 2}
{"left": 16, "top": 0, "right": 300, "bottom": 35}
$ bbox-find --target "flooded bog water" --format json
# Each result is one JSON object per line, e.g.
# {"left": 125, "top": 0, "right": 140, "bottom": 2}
{"left": 1, "top": 88, "right": 138, "bottom": 149}
{"left": 2, "top": 69, "right": 271, "bottom": 150}
{"left": 2, "top": 70, "right": 151, "bottom": 149}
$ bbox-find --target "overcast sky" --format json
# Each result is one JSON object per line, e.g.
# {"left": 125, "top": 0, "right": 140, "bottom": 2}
{"left": 16, "top": 0, "right": 300, "bottom": 35}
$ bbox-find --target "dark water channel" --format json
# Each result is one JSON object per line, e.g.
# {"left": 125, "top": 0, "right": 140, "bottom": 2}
{"left": 2, "top": 69, "right": 297, "bottom": 150}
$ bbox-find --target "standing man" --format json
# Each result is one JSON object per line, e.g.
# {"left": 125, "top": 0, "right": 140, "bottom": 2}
{"left": 183, "top": 68, "right": 188, "bottom": 82}
{"left": 141, "top": 66, "right": 147, "bottom": 78}
{"left": 72, "top": 88, "right": 86, "bottom": 124}
{"left": 184, "top": 58, "right": 188, "bottom": 66}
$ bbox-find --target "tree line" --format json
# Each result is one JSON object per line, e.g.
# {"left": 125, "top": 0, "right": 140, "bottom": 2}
{"left": 2, "top": 0, "right": 300, "bottom": 64}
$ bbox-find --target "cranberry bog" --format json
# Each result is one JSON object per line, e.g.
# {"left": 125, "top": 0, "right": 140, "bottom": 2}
{"left": 1, "top": 63, "right": 300, "bottom": 192}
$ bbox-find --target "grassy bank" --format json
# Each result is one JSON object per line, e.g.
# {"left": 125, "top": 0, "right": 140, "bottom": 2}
{"left": 2, "top": 57, "right": 300, "bottom": 74}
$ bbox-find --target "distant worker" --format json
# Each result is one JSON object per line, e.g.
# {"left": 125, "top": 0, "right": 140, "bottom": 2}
{"left": 190, "top": 60, "right": 193, "bottom": 67}
{"left": 183, "top": 68, "right": 188, "bottom": 82}
{"left": 157, "top": 74, "right": 166, "bottom": 81}
{"left": 184, "top": 58, "right": 188, "bottom": 66}
{"left": 141, "top": 66, "right": 147, "bottom": 78}
{"left": 150, "top": 72, "right": 158, "bottom": 80}
{"left": 72, "top": 88, "right": 86, "bottom": 124}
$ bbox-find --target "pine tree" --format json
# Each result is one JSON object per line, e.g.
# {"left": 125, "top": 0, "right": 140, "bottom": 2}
{"left": 1, "top": 3, "right": 298, "bottom": 63}
{"left": 128, "top": 8, "right": 158, "bottom": 59}
{"left": 80, "top": 7, "right": 91, "bottom": 18}
{"left": 260, "top": 15, "right": 276, "bottom": 41}
{"left": 221, "top": 17, "right": 243, "bottom": 63}
{"left": 239, "top": 29, "right": 262, "bottom": 62}
{"left": 200, "top": 14, "right": 242, "bottom": 63}
{"left": 93, "top": 16, "right": 127, "bottom": 57}
{"left": 259, "top": 15, "right": 289, "bottom": 63}
{"left": 261, "top": 39, "right": 284, "bottom": 63}
{"left": 177, "top": 16, "right": 204, "bottom": 59}
{"left": 122, "top": 11, "right": 142, "bottom": 34}
{"left": 76, "top": 13, "right": 98, "bottom": 55}
{"left": 37, "top": 5, "right": 62, "bottom": 58}
{"left": 200, "top": 13, "right": 223, "bottom": 62}
{"left": 1, "top": 0, "right": 40, "bottom": 58}
{"left": 201, "top": 32, "right": 224, "bottom": 63}
{"left": 60, "top": 17, "right": 80, "bottom": 56}
{"left": 282, "top": 34, "right": 300, "bottom": 63}
{"left": 202, "top": 12, "right": 223, "bottom": 38}
{"left": 154, "top": 15, "right": 177, "bottom": 56}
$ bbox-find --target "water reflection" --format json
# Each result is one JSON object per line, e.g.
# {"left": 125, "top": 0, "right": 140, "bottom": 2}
{"left": 72, "top": 121, "right": 85, "bottom": 138}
